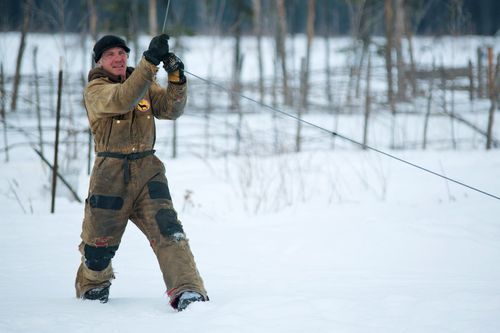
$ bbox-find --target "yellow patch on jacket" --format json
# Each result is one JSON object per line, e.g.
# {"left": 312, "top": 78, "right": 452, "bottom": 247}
{"left": 136, "top": 99, "right": 151, "bottom": 112}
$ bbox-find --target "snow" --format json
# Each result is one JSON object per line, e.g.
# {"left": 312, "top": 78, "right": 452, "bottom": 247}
{"left": 1, "top": 33, "right": 500, "bottom": 332}
{"left": 2, "top": 149, "right": 500, "bottom": 332}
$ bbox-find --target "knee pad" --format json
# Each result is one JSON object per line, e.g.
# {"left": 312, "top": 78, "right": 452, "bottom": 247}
{"left": 84, "top": 244, "right": 119, "bottom": 271}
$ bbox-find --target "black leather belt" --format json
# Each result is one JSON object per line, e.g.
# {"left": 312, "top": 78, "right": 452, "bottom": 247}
{"left": 97, "top": 150, "right": 155, "bottom": 184}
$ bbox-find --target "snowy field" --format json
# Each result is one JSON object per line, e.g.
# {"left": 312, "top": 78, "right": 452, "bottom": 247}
{"left": 1, "top": 33, "right": 500, "bottom": 332}
{"left": 1, "top": 148, "right": 500, "bottom": 333}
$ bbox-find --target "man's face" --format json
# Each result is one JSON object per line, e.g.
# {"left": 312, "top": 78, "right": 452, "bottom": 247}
{"left": 98, "top": 47, "right": 128, "bottom": 78}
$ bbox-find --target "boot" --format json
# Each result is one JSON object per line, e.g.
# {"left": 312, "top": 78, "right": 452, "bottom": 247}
{"left": 75, "top": 262, "right": 114, "bottom": 301}
{"left": 83, "top": 285, "right": 110, "bottom": 303}
{"left": 175, "top": 291, "right": 206, "bottom": 311}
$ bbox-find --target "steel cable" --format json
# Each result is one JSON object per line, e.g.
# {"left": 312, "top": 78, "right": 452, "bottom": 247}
{"left": 185, "top": 69, "right": 500, "bottom": 202}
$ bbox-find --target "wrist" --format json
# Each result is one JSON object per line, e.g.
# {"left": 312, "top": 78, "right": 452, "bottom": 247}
{"left": 169, "top": 70, "right": 186, "bottom": 84}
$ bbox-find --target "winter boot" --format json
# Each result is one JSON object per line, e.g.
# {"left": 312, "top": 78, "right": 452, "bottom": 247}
{"left": 75, "top": 262, "right": 114, "bottom": 302}
{"left": 175, "top": 291, "right": 206, "bottom": 311}
{"left": 83, "top": 285, "right": 110, "bottom": 303}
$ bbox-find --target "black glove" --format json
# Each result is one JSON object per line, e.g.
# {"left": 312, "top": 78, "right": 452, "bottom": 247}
{"left": 163, "top": 53, "right": 186, "bottom": 84}
{"left": 143, "top": 34, "right": 170, "bottom": 66}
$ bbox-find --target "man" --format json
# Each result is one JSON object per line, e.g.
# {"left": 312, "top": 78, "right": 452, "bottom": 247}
{"left": 75, "top": 34, "right": 208, "bottom": 311}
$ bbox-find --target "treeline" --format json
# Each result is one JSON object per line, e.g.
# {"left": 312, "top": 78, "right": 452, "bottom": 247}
{"left": 1, "top": 0, "right": 499, "bottom": 36}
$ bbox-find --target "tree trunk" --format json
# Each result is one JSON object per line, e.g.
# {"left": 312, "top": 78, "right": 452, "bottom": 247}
{"left": 363, "top": 51, "right": 372, "bottom": 149}
{"left": 297, "top": 58, "right": 306, "bottom": 153}
{"left": 231, "top": 7, "right": 243, "bottom": 155}
{"left": 477, "top": 47, "right": 484, "bottom": 98}
{"left": 149, "top": 0, "right": 158, "bottom": 36}
{"left": 272, "top": 54, "right": 280, "bottom": 154}
{"left": 11, "top": 0, "right": 32, "bottom": 112}
{"left": 345, "top": 0, "right": 363, "bottom": 107}
{"left": 51, "top": 62, "right": 63, "bottom": 214}
{"left": 450, "top": 78, "right": 457, "bottom": 149}
{"left": 405, "top": 17, "right": 417, "bottom": 97}
{"left": 87, "top": 0, "right": 97, "bottom": 41}
{"left": 394, "top": 0, "right": 406, "bottom": 100}
{"left": 231, "top": 14, "right": 243, "bottom": 113}
{"left": 356, "top": 1, "right": 371, "bottom": 100}
{"left": 486, "top": 47, "right": 496, "bottom": 149}
{"left": 384, "top": 0, "right": 396, "bottom": 147}
{"left": 33, "top": 46, "right": 44, "bottom": 157}
{"left": 468, "top": 59, "right": 474, "bottom": 101}
{"left": 324, "top": 34, "right": 333, "bottom": 104}
{"left": 423, "top": 62, "right": 435, "bottom": 149}
{"left": 252, "top": 0, "right": 265, "bottom": 104}
{"left": 48, "top": 69, "right": 55, "bottom": 116}
{"left": 295, "top": 0, "right": 317, "bottom": 153}
{"left": 129, "top": 0, "right": 140, "bottom": 64}
{"left": 324, "top": 5, "right": 333, "bottom": 106}
{"left": 204, "top": 71, "right": 213, "bottom": 158}
{"left": 0, "top": 64, "right": 8, "bottom": 162}
{"left": 355, "top": 45, "right": 367, "bottom": 99}
{"left": 302, "top": 0, "right": 315, "bottom": 110}
{"left": 276, "top": 0, "right": 291, "bottom": 106}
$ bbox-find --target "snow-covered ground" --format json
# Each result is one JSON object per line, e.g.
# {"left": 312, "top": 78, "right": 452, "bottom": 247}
{"left": 1, "top": 33, "right": 500, "bottom": 332}
{"left": 2, "top": 147, "right": 500, "bottom": 332}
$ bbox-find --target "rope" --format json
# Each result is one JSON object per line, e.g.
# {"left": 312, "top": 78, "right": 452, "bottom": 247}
{"left": 162, "top": 0, "right": 171, "bottom": 34}
{"left": 184, "top": 69, "right": 500, "bottom": 202}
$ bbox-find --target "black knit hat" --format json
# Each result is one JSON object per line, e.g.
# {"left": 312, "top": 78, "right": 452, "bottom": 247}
{"left": 93, "top": 35, "right": 130, "bottom": 62}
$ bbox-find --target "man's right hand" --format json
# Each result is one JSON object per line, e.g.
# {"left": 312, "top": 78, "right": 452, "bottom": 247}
{"left": 143, "top": 34, "right": 170, "bottom": 66}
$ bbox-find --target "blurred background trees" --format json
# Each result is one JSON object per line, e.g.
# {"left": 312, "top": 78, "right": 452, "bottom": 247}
{"left": 1, "top": 0, "right": 498, "bottom": 36}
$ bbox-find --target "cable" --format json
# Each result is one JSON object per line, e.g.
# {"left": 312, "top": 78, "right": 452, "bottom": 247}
{"left": 185, "top": 69, "right": 500, "bottom": 202}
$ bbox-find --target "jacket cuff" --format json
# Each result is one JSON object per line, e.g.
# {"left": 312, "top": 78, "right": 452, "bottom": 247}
{"left": 139, "top": 56, "right": 160, "bottom": 76}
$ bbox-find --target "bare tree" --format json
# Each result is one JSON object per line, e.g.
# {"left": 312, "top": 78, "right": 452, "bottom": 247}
{"left": 423, "top": 61, "right": 435, "bottom": 149}
{"left": 344, "top": 0, "right": 366, "bottom": 104}
{"left": 129, "top": 0, "right": 140, "bottom": 64}
{"left": 384, "top": 0, "right": 395, "bottom": 112}
{"left": 0, "top": 64, "right": 8, "bottom": 162}
{"left": 33, "top": 46, "right": 44, "bottom": 157}
{"left": 303, "top": 0, "right": 315, "bottom": 110}
{"left": 229, "top": 1, "right": 246, "bottom": 155}
{"left": 11, "top": 0, "right": 33, "bottom": 112}
{"left": 296, "top": 0, "right": 316, "bottom": 153}
{"left": 405, "top": 15, "right": 417, "bottom": 97}
{"left": 252, "top": 0, "right": 265, "bottom": 104}
{"left": 362, "top": 51, "right": 372, "bottom": 149}
{"left": 394, "top": 0, "right": 406, "bottom": 100}
{"left": 322, "top": 1, "right": 334, "bottom": 105}
{"left": 276, "top": 0, "right": 292, "bottom": 106}
{"left": 230, "top": 4, "right": 244, "bottom": 114}
{"left": 468, "top": 59, "right": 474, "bottom": 101}
{"left": 149, "top": 0, "right": 158, "bottom": 36}
{"left": 486, "top": 47, "right": 496, "bottom": 149}
{"left": 201, "top": 0, "right": 226, "bottom": 158}
{"left": 476, "top": 48, "right": 484, "bottom": 98}
{"left": 405, "top": 0, "right": 437, "bottom": 99}
{"left": 87, "top": 0, "right": 98, "bottom": 41}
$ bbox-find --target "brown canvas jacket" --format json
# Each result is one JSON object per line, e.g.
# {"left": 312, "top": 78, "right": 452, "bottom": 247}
{"left": 84, "top": 57, "right": 187, "bottom": 154}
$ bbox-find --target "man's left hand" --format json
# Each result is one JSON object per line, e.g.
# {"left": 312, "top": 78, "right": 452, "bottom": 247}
{"left": 163, "top": 53, "right": 186, "bottom": 84}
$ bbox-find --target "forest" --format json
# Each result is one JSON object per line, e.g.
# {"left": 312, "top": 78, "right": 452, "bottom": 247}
{"left": 1, "top": 0, "right": 499, "bottom": 36}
